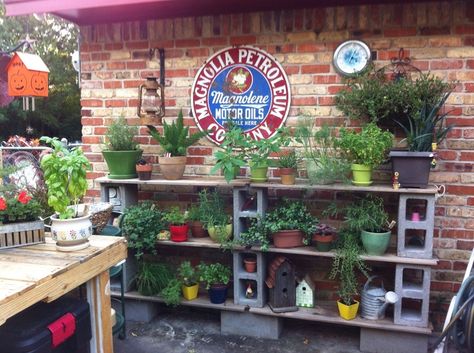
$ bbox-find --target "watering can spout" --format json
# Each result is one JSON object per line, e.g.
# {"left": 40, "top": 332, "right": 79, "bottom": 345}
{"left": 377, "top": 291, "right": 399, "bottom": 318}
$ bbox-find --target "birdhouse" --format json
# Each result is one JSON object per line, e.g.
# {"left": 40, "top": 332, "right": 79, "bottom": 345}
{"left": 296, "top": 275, "right": 316, "bottom": 308}
{"left": 6, "top": 52, "right": 49, "bottom": 97}
{"left": 265, "top": 256, "right": 297, "bottom": 313}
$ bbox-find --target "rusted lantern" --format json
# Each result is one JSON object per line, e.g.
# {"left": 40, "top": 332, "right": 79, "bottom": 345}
{"left": 137, "top": 76, "right": 164, "bottom": 123}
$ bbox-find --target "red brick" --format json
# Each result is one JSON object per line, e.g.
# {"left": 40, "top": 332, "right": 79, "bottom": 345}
{"left": 434, "top": 260, "right": 452, "bottom": 270}
{"left": 453, "top": 261, "right": 469, "bottom": 272}
{"left": 292, "top": 97, "right": 318, "bottom": 106}
{"left": 91, "top": 52, "right": 110, "bottom": 61}
{"left": 107, "top": 62, "right": 126, "bottom": 70}
{"left": 384, "top": 28, "right": 417, "bottom": 37}
{"left": 301, "top": 65, "right": 330, "bottom": 74}
{"left": 81, "top": 118, "right": 104, "bottom": 126}
{"left": 431, "top": 281, "right": 453, "bottom": 292}
{"left": 296, "top": 43, "right": 326, "bottom": 52}
{"left": 468, "top": 198, "right": 474, "bottom": 206}
{"left": 82, "top": 136, "right": 101, "bottom": 144}
{"left": 85, "top": 189, "right": 101, "bottom": 198}
{"left": 104, "top": 43, "right": 123, "bottom": 50}
{"left": 467, "top": 60, "right": 474, "bottom": 70}
{"left": 81, "top": 43, "right": 102, "bottom": 52}
{"left": 202, "top": 37, "right": 228, "bottom": 46}
{"left": 282, "top": 66, "right": 300, "bottom": 75}
{"left": 126, "top": 41, "right": 149, "bottom": 49}
{"left": 446, "top": 117, "right": 474, "bottom": 127}
{"left": 230, "top": 35, "right": 257, "bottom": 45}
{"left": 84, "top": 154, "right": 104, "bottom": 163}
{"left": 420, "top": 27, "right": 450, "bottom": 35}
{"left": 105, "top": 100, "right": 126, "bottom": 107}
{"left": 319, "top": 96, "right": 335, "bottom": 106}
{"left": 327, "top": 86, "right": 344, "bottom": 94}
{"left": 124, "top": 80, "right": 145, "bottom": 88}
{"left": 188, "top": 147, "right": 213, "bottom": 156}
{"left": 104, "top": 81, "right": 122, "bottom": 89}
{"left": 94, "top": 127, "right": 108, "bottom": 135}
{"left": 447, "top": 129, "right": 462, "bottom": 139}
{"left": 464, "top": 129, "right": 474, "bottom": 139}
{"left": 447, "top": 185, "right": 474, "bottom": 196}
{"left": 465, "top": 83, "right": 474, "bottom": 93}
{"left": 86, "top": 171, "right": 106, "bottom": 179}
{"left": 149, "top": 40, "right": 174, "bottom": 48}
{"left": 460, "top": 152, "right": 474, "bottom": 161}
{"left": 457, "top": 241, "right": 474, "bottom": 251}
{"left": 186, "top": 48, "right": 209, "bottom": 57}
{"left": 186, "top": 157, "right": 205, "bottom": 165}
{"left": 81, "top": 99, "right": 103, "bottom": 107}
{"left": 167, "top": 69, "right": 189, "bottom": 78}
{"left": 378, "top": 49, "right": 410, "bottom": 60}
{"left": 175, "top": 39, "right": 200, "bottom": 47}
{"left": 455, "top": 25, "right": 474, "bottom": 34}
{"left": 465, "top": 37, "right": 474, "bottom": 46}
{"left": 126, "top": 61, "right": 147, "bottom": 70}
{"left": 443, "top": 230, "right": 474, "bottom": 240}
{"left": 437, "top": 150, "right": 457, "bottom": 161}
{"left": 313, "top": 75, "right": 339, "bottom": 84}
{"left": 430, "top": 60, "right": 464, "bottom": 70}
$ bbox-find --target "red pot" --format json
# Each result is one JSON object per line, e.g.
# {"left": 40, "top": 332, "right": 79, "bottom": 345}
{"left": 170, "top": 224, "right": 189, "bottom": 242}
{"left": 243, "top": 258, "right": 257, "bottom": 272}
{"left": 272, "top": 230, "right": 304, "bottom": 248}
{"left": 190, "top": 221, "right": 208, "bottom": 238}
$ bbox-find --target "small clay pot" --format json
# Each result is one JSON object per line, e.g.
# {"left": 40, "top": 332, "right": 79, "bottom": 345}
{"left": 136, "top": 164, "right": 152, "bottom": 180}
{"left": 279, "top": 168, "right": 296, "bottom": 185}
{"left": 272, "top": 229, "right": 304, "bottom": 248}
{"left": 190, "top": 221, "right": 208, "bottom": 238}
{"left": 243, "top": 258, "right": 257, "bottom": 272}
{"left": 312, "top": 233, "right": 335, "bottom": 252}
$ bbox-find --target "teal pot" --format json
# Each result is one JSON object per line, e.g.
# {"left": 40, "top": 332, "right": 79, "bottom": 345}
{"left": 249, "top": 161, "right": 269, "bottom": 182}
{"left": 389, "top": 151, "right": 433, "bottom": 188}
{"left": 351, "top": 163, "right": 372, "bottom": 186}
{"left": 361, "top": 230, "right": 391, "bottom": 256}
{"left": 102, "top": 150, "right": 142, "bottom": 179}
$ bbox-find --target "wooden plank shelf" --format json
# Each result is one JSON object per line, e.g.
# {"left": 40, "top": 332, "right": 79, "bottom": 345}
{"left": 96, "top": 176, "right": 439, "bottom": 195}
{"left": 112, "top": 290, "right": 433, "bottom": 335}
{"left": 156, "top": 238, "right": 438, "bottom": 266}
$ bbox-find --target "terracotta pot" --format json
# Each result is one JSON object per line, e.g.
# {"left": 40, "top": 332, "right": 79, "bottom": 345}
{"left": 190, "top": 221, "right": 208, "bottom": 238}
{"left": 243, "top": 258, "right": 257, "bottom": 272}
{"left": 169, "top": 224, "right": 189, "bottom": 242}
{"left": 136, "top": 164, "right": 152, "bottom": 180}
{"left": 280, "top": 168, "right": 296, "bottom": 185}
{"left": 312, "top": 233, "right": 335, "bottom": 252}
{"left": 272, "top": 230, "right": 304, "bottom": 248}
{"left": 159, "top": 156, "right": 187, "bottom": 180}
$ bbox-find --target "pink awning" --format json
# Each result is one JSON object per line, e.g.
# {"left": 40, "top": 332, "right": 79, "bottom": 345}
{"left": 4, "top": 0, "right": 422, "bottom": 25}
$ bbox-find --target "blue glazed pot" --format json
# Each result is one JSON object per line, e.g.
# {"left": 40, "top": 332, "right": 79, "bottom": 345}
{"left": 208, "top": 284, "right": 228, "bottom": 304}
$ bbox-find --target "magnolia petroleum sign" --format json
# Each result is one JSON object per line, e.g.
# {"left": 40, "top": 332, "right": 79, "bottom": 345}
{"left": 191, "top": 46, "right": 291, "bottom": 146}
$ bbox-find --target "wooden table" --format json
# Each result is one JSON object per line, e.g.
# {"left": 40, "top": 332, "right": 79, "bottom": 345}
{"left": 0, "top": 235, "right": 127, "bottom": 353}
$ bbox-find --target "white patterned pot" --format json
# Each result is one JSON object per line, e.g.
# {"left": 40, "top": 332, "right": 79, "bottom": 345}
{"left": 51, "top": 214, "right": 92, "bottom": 251}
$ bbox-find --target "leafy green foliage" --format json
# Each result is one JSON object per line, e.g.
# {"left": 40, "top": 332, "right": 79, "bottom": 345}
{"left": 40, "top": 136, "right": 90, "bottom": 219}
{"left": 330, "top": 230, "right": 369, "bottom": 305}
{"left": 178, "top": 261, "right": 199, "bottom": 286}
{"left": 198, "top": 262, "right": 231, "bottom": 289}
{"left": 325, "top": 195, "right": 390, "bottom": 233}
{"left": 0, "top": 6, "right": 81, "bottom": 141}
{"left": 278, "top": 150, "right": 298, "bottom": 169}
{"left": 122, "top": 201, "right": 168, "bottom": 260}
{"left": 136, "top": 262, "right": 174, "bottom": 296}
{"left": 104, "top": 116, "right": 139, "bottom": 151}
{"left": 295, "top": 119, "right": 350, "bottom": 184}
{"left": 239, "top": 199, "right": 318, "bottom": 251}
{"left": 147, "top": 109, "right": 206, "bottom": 156}
{"left": 0, "top": 190, "right": 41, "bottom": 224}
{"left": 163, "top": 206, "right": 187, "bottom": 225}
{"left": 335, "top": 66, "right": 453, "bottom": 124}
{"left": 395, "top": 91, "right": 453, "bottom": 152}
{"left": 198, "top": 189, "right": 229, "bottom": 229}
{"left": 160, "top": 279, "right": 182, "bottom": 307}
{"left": 337, "top": 123, "right": 393, "bottom": 168}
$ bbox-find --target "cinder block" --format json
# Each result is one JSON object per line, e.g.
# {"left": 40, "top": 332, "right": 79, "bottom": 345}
{"left": 233, "top": 251, "right": 267, "bottom": 307}
{"left": 100, "top": 183, "right": 138, "bottom": 213}
{"left": 360, "top": 328, "right": 429, "bottom": 353}
{"left": 233, "top": 187, "right": 268, "bottom": 240}
{"left": 221, "top": 311, "right": 282, "bottom": 339}
{"left": 123, "top": 298, "right": 160, "bottom": 322}
{"left": 397, "top": 194, "right": 435, "bottom": 259}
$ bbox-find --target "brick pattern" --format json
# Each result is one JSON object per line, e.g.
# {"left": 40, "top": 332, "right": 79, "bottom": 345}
{"left": 80, "top": 1, "right": 473, "bottom": 328}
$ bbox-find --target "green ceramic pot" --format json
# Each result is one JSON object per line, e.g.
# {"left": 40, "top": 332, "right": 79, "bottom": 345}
{"left": 249, "top": 161, "right": 268, "bottom": 182}
{"left": 102, "top": 150, "right": 143, "bottom": 179}
{"left": 361, "top": 230, "right": 391, "bottom": 256}
{"left": 351, "top": 163, "right": 372, "bottom": 186}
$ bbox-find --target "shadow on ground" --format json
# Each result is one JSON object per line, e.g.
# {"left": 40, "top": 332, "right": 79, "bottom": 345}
{"left": 114, "top": 306, "right": 362, "bottom": 353}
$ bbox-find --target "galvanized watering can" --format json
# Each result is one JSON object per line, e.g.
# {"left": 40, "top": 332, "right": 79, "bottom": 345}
{"left": 361, "top": 276, "right": 399, "bottom": 320}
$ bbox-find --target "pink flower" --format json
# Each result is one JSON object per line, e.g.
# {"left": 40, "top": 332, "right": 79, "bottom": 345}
{"left": 0, "top": 198, "right": 6, "bottom": 211}
{"left": 17, "top": 191, "right": 32, "bottom": 204}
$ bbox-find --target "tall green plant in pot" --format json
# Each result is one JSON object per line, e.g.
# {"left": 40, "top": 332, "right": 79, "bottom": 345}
{"left": 337, "top": 123, "right": 393, "bottom": 186}
{"left": 40, "top": 137, "right": 92, "bottom": 251}
{"left": 102, "top": 116, "right": 142, "bottom": 179}
{"left": 147, "top": 109, "right": 207, "bottom": 180}
{"left": 198, "top": 262, "right": 231, "bottom": 304}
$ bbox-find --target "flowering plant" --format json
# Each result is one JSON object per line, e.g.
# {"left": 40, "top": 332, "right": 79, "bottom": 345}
{"left": 0, "top": 190, "right": 42, "bottom": 224}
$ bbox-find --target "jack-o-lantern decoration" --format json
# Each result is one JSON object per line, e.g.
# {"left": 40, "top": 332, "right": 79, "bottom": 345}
{"left": 6, "top": 52, "right": 49, "bottom": 97}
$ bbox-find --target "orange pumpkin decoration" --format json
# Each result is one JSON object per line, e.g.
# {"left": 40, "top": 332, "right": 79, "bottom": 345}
{"left": 6, "top": 52, "right": 49, "bottom": 97}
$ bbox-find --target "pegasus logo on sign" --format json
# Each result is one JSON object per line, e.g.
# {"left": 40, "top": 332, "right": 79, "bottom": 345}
{"left": 191, "top": 46, "right": 291, "bottom": 145}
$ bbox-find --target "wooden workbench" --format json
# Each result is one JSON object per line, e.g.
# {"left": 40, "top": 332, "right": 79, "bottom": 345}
{"left": 0, "top": 235, "right": 127, "bottom": 353}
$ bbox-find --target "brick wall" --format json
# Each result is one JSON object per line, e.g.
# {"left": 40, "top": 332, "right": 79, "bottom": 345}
{"left": 80, "top": 1, "right": 473, "bottom": 327}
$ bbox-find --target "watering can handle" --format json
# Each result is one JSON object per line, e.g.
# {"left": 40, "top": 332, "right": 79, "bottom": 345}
{"left": 363, "top": 275, "right": 385, "bottom": 291}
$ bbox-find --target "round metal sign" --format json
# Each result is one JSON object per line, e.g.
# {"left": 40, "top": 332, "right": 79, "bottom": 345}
{"left": 191, "top": 46, "right": 291, "bottom": 146}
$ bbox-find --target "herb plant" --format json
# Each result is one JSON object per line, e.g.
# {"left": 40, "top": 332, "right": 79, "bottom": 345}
{"left": 147, "top": 109, "right": 207, "bottom": 156}
{"left": 122, "top": 201, "right": 168, "bottom": 260}
{"left": 160, "top": 279, "right": 182, "bottom": 307}
{"left": 40, "top": 136, "right": 90, "bottom": 219}
{"left": 198, "top": 262, "right": 231, "bottom": 289}
{"left": 278, "top": 150, "right": 298, "bottom": 169}
{"left": 163, "top": 206, "right": 187, "bottom": 225}
{"left": 337, "top": 123, "right": 393, "bottom": 168}
{"left": 136, "top": 262, "right": 174, "bottom": 296}
{"left": 104, "top": 116, "right": 139, "bottom": 151}
{"left": 178, "top": 261, "right": 199, "bottom": 286}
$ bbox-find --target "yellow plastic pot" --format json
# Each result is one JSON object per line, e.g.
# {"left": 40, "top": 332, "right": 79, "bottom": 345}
{"left": 182, "top": 284, "right": 199, "bottom": 301}
{"left": 337, "top": 299, "right": 359, "bottom": 320}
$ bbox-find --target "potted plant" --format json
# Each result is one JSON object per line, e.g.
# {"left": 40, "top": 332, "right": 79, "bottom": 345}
{"left": 199, "top": 189, "right": 232, "bottom": 243}
{"left": 243, "top": 255, "right": 257, "bottom": 273}
{"left": 136, "top": 261, "right": 174, "bottom": 296}
{"left": 326, "top": 195, "right": 396, "bottom": 256}
{"left": 389, "top": 91, "right": 454, "bottom": 188}
{"left": 187, "top": 204, "right": 208, "bottom": 238}
{"left": 102, "top": 116, "right": 142, "bottom": 179}
{"left": 40, "top": 136, "right": 92, "bottom": 251}
{"left": 198, "top": 262, "right": 232, "bottom": 304}
{"left": 337, "top": 123, "right": 393, "bottom": 186}
{"left": 136, "top": 158, "right": 153, "bottom": 180}
{"left": 239, "top": 199, "right": 317, "bottom": 250}
{"left": 122, "top": 201, "right": 168, "bottom": 260}
{"left": 278, "top": 150, "right": 298, "bottom": 185}
{"left": 147, "top": 109, "right": 207, "bottom": 180}
{"left": 312, "top": 224, "right": 337, "bottom": 252}
{"left": 178, "top": 261, "right": 200, "bottom": 301}
{"left": 329, "top": 230, "right": 370, "bottom": 320}
{"left": 295, "top": 120, "right": 350, "bottom": 185}
{"left": 164, "top": 206, "right": 189, "bottom": 242}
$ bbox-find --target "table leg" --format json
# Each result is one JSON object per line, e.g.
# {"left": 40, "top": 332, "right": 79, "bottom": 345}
{"left": 87, "top": 270, "right": 113, "bottom": 353}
